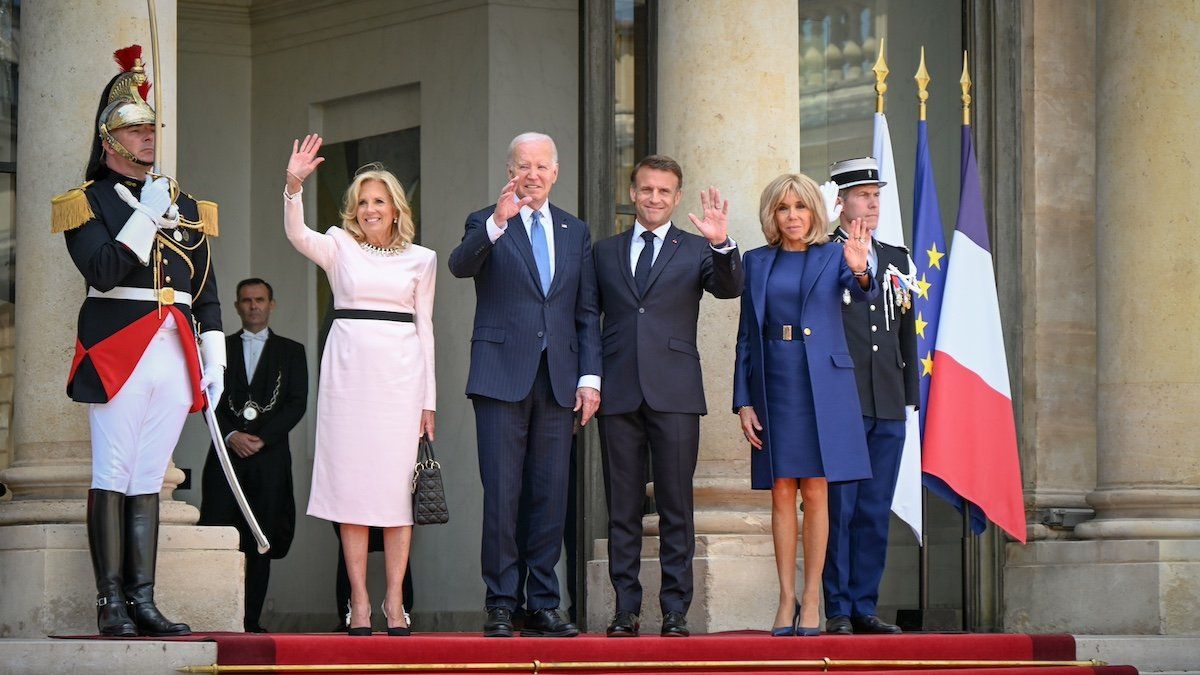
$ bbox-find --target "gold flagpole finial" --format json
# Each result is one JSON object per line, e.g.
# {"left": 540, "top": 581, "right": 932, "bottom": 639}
{"left": 872, "top": 37, "right": 889, "bottom": 114}
{"left": 915, "top": 46, "right": 930, "bottom": 122}
{"left": 960, "top": 50, "right": 972, "bottom": 125}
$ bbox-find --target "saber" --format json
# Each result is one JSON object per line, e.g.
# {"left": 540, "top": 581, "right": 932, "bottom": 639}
{"left": 146, "top": 0, "right": 269, "bottom": 554}
{"left": 147, "top": 0, "right": 163, "bottom": 176}
{"left": 198, "top": 343, "right": 271, "bottom": 555}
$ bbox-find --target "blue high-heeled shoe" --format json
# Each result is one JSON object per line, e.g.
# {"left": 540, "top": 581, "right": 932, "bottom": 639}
{"left": 795, "top": 604, "right": 821, "bottom": 636}
{"left": 771, "top": 601, "right": 801, "bottom": 637}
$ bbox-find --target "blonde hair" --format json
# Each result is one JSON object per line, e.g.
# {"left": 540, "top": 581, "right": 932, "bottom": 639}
{"left": 339, "top": 169, "right": 416, "bottom": 249}
{"left": 758, "top": 173, "right": 831, "bottom": 247}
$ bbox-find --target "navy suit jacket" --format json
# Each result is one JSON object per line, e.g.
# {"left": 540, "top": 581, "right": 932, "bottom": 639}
{"left": 733, "top": 244, "right": 876, "bottom": 487}
{"left": 594, "top": 225, "right": 743, "bottom": 416}
{"left": 448, "top": 203, "right": 602, "bottom": 408}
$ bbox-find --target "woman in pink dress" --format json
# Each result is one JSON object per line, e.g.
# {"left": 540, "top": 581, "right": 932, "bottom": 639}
{"left": 284, "top": 134, "right": 436, "bottom": 636}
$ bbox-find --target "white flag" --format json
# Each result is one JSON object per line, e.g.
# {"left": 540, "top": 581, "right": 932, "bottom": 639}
{"left": 873, "top": 111, "right": 923, "bottom": 544}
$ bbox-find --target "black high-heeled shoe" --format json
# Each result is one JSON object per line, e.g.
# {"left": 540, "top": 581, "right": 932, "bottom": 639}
{"left": 771, "top": 601, "right": 801, "bottom": 637}
{"left": 346, "top": 601, "right": 372, "bottom": 636}
{"left": 382, "top": 601, "right": 411, "bottom": 637}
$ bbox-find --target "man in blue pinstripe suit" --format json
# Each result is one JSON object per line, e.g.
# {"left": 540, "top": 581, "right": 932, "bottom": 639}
{"left": 449, "top": 132, "right": 602, "bottom": 638}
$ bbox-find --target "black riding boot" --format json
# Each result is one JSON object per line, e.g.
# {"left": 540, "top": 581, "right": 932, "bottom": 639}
{"left": 86, "top": 489, "right": 137, "bottom": 637}
{"left": 123, "top": 493, "right": 191, "bottom": 636}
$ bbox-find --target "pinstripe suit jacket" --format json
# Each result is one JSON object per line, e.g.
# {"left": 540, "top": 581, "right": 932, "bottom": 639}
{"left": 448, "top": 203, "right": 602, "bottom": 408}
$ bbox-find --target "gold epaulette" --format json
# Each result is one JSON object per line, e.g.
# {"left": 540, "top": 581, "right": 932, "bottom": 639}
{"left": 196, "top": 200, "right": 219, "bottom": 236}
{"left": 179, "top": 196, "right": 219, "bottom": 237}
{"left": 50, "top": 181, "right": 95, "bottom": 233}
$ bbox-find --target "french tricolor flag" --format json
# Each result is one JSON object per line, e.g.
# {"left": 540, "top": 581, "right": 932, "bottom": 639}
{"left": 921, "top": 124, "right": 1027, "bottom": 544}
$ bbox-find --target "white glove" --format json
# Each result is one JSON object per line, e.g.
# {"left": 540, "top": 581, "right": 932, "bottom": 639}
{"left": 114, "top": 175, "right": 172, "bottom": 223}
{"left": 198, "top": 330, "right": 227, "bottom": 405}
{"left": 160, "top": 203, "right": 180, "bottom": 230}
{"left": 819, "top": 180, "right": 843, "bottom": 223}
{"left": 113, "top": 176, "right": 174, "bottom": 264}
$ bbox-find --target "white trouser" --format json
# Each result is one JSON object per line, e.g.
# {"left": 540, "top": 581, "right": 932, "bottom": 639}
{"left": 90, "top": 313, "right": 192, "bottom": 495}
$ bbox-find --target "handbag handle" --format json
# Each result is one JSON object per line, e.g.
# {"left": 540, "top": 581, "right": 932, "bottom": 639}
{"left": 418, "top": 435, "right": 437, "bottom": 464}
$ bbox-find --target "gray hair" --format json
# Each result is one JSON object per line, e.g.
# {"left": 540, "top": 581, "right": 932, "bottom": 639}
{"left": 506, "top": 132, "right": 558, "bottom": 168}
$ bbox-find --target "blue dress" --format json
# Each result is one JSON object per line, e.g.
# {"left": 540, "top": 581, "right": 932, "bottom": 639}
{"left": 762, "top": 250, "right": 824, "bottom": 478}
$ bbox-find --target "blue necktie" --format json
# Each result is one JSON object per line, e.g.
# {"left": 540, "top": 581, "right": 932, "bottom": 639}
{"left": 530, "top": 210, "right": 552, "bottom": 295}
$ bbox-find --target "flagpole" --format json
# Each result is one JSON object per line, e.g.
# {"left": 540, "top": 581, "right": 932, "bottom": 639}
{"left": 873, "top": 37, "right": 888, "bottom": 114}
{"left": 959, "top": 51, "right": 975, "bottom": 633}
{"left": 915, "top": 47, "right": 931, "bottom": 625}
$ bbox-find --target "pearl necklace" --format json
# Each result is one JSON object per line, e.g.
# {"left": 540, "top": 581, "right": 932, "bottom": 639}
{"left": 359, "top": 240, "right": 406, "bottom": 257}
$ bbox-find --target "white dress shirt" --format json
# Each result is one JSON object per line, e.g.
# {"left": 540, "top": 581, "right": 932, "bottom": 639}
{"left": 629, "top": 220, "right": 669, "bottom": 274}
{"left": 242, "top": 328, "right": 269, "bottom": 381}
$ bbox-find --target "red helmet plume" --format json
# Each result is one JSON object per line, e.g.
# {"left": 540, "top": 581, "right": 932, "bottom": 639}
{"left": 112, "top": 45, "right": 151, "bottom": 101}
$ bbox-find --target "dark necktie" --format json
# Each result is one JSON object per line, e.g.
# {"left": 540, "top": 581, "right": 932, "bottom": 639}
{"left": 635, "top": 230, "right": 656, "bottom": 296}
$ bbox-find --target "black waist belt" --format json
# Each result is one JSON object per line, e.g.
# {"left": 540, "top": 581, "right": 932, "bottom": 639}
{"left": 763, "top": 324, "right": 804, "bottom": 342}
{"left": 332, "top": 309, "right": 414, "bottom": 323}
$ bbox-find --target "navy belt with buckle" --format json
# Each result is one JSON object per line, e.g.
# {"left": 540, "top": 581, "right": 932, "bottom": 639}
{"left": 764, "top": 324, "right": 803, "bottom": 341}
{"left": 332, "top": 309, "right": 414, "bottom": 322}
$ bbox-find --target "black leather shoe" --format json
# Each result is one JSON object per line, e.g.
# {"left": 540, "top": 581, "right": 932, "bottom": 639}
{"left": 826, "top": 615, "right": 853, "bottom": 635}
{"left": 661, "top": 611, "right": 689, "bottom": 637}
{"left": 521, "top": 608, "right": 579, "bottom": 637}
{"left": 851, "top": 614, "right": 902, "bottom": 634}
{"left": 244, "top": 623, "right": 268, "bottom": 634}
{"left": 606, "top": 611, "right": 640, "bottom": 637}
{"left": 483, "top": 607, "right": 514, "bottom": 637}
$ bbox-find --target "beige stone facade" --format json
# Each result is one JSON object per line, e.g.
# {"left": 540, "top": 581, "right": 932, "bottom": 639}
{"left": 0, "top": 0, "right": 1197, "bottom": 643}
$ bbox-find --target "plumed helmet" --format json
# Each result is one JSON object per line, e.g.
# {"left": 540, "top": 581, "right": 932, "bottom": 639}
{"left": 90, "top": 45, "right": 156, "bottom": 175}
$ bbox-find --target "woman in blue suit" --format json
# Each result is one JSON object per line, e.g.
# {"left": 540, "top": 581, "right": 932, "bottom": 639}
{"left": 733, "top": 173, "right": 876, "bottom": 636}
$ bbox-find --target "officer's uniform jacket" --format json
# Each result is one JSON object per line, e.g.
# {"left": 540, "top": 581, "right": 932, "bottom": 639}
{"left": 53, "top": 170, "right": 221, "bottom": 411}
{"left": 832, "top": 227, "right": 919, "bottom": 421}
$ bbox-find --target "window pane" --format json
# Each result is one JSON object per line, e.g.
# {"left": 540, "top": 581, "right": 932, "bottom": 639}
{"left": 615, "top": 0, "right": 649, "bottom": 233}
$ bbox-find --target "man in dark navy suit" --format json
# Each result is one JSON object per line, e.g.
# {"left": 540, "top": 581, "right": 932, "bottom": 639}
{"left": 449, "top": 132, "right": 601, "bottom": 638}
{"left": 592, "top": 156, "right": 742, "bottom": 637}
{"left": 822, "top": 157, "right": 919, "bottom": 635}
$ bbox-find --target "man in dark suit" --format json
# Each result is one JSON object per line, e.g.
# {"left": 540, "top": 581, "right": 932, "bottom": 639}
{"left": 822, "top": 158, "right": 919, "bottom": 635}
{"left": 200, "top": 278, "right": 308, "bottom": 633}
{"left": 448, "top": 132, "right": 602, "bottom": 638}
{"left": 593, "top": 155, "right": 743, "bottom": 637}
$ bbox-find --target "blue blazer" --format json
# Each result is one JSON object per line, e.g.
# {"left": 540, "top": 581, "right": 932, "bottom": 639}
{"left": 732, "top": 243, "right": 876, "bottom": 488}
{"left": 448, "top": 203, "right": 602, "bottom": 409}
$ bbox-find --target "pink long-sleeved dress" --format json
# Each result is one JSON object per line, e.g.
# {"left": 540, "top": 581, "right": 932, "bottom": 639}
{"left": 284, "top": 191, "right": 436, "bottom": 526}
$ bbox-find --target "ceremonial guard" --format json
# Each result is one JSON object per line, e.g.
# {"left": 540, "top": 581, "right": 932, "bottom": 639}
{"left": 52, "top": 46, "right": 225, "bottom": 637}
{"left": 822, "top": 157, "right": 918, "bottom": 635}
{"left": 200, "top": 278, "right": 308, "bottom": 633}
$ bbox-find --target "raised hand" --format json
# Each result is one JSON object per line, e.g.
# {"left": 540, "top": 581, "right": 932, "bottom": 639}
{"left": 819, "top": 181, "right": 844, "bottom": 222}
{"left": 842, "top": 217, "right": 871, "bottom": 273}
{"left": 686, "top": 186, "right": 729, "bottom": 245}
{"left": 494, "top": 177, "right": 532, "bottom": 225}
{"left": 287, "top": 134, "right": 325, "bottom": 189}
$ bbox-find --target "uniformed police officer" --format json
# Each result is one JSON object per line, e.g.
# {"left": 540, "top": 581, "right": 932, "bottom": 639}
{"left": 822, "top": 157, "right": 918, "bottom": 635}
{"left": 52, "top": 46, "right": 225, "bottom": 638}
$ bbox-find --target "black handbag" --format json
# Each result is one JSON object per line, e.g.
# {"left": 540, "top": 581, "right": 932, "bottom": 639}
{"left": 412, "top": 436, "right": 449, "bottom": 525}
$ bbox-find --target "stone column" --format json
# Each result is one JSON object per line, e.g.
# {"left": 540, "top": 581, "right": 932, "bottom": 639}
{"left": 0, "top": 0, "right": 240, "bottom": 637}
{"left": 586, "top": 0, "right": 800, "bottom": 633}
{"left": 1005, "top": 0, "right": 1200, "bottom": 635}
{"left": 1015, "top": 0, "right": 1097, "bottom": 542}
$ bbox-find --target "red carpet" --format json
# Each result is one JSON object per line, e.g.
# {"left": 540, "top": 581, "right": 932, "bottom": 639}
{"left": 168, "top": 631, "right": 1136, "bottom": 673}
